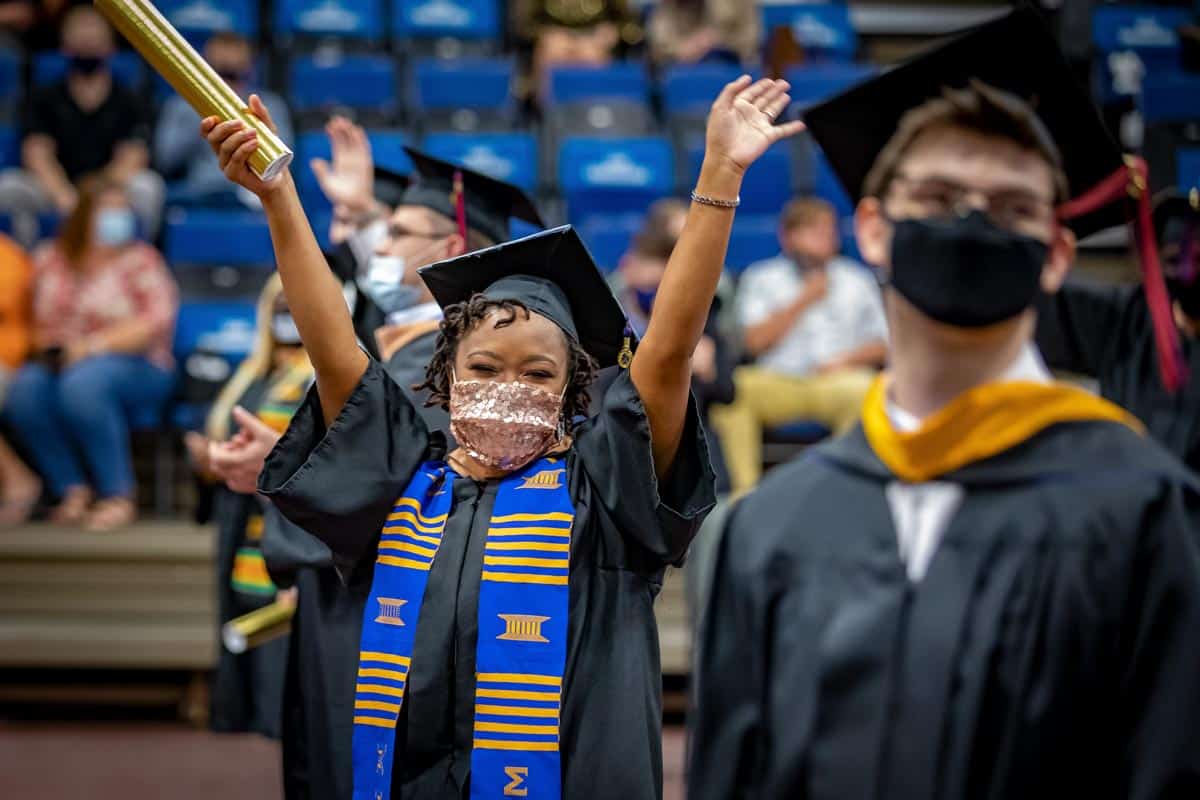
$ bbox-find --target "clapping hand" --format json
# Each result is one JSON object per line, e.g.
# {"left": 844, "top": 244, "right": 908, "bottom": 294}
{"left": 208, "top": 406, "right": 283, "bottom": 495}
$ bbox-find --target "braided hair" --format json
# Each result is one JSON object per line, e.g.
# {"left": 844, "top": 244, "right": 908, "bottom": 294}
{"left": 415, "top": 294, "right": 599, "bottom": 429}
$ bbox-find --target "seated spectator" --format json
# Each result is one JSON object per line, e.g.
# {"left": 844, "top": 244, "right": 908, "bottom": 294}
{"left": 647, "top": 0, "right": 761, "bottom": 67}
{"left": 155, "top": 32, "right": 293, "bottom": 209}
{"left": 612, "top": 199, "right": 736, "bottom": 493}
{"left": 511, "top": 0, "right": 640, "bottom": 106}
{"left": 711, "top": 197, "right": 887, "bottom": 494}
{"left": 0, "top": 6, "right": 162, "bottom": 247}
{"left": 0, "top": 232, "right": 40, "bottom": 524}
{"left": 2, "top": 176, "right": 178, "bottom": 530}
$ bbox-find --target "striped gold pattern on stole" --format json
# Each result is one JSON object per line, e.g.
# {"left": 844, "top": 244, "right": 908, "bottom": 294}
{"left": 353, "top": 464, "right": 455, "bottom": 800}
{"left": 471, "top": 457, "right": 574, "bottom": 800}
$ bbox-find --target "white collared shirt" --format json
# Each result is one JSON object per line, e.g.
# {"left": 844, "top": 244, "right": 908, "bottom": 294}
{"left": 884, "top": 345, "right": 1051, "bottom": 582}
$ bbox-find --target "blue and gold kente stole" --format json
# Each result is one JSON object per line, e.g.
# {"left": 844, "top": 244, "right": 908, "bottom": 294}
{"left": 351, "top": 456, "right": 574, "bottom": 800}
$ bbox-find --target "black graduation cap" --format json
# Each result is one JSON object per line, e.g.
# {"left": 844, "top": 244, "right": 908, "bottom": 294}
{"left": 418, "top": 225, "right": 631, "bottom": 368}
{"left": 400, "top": 147, "right": 544, "bottom": 245}
{"left": 1154, "top": 189, "right": 1200, "bottom": 284}
{"left": 374, "top": 165, "right": 410, "bottom": 210}
{"left": 804, "top": 7, "right": 1127, "bottom": 238}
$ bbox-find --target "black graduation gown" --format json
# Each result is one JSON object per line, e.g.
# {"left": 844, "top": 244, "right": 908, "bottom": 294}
{"left": 264, "top": 336, "right": 452, "bottom": 800}
{"left": 210, "top": 379, "right": 289, "bottom": 739}
{"left": 690, "top": 421, "right": 1200, "bottom": 800}
{"left": 260, "top": 358, "right": 715, "bottom": 800}
{"left": 383, "top": 328, "right": 450, "bottom": 436}
{"left": 1037, "top": 281, "right": 1200, "bottom": 470}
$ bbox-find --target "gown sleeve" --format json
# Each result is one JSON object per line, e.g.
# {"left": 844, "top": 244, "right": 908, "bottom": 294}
{"left": 1118, "top": 479, "right": 1200, "bottom": 799}
{"left": 573, "top": 369, "right": 717, "bottom": 567}
{"left": 259, "top": 501, "right": 333, "bottom": 589}
{"left": 688, "top": 500, "right": 769, "bottom": 799}
{"left": 1035, "top": 280, "right": 1134, "bottom": 376}
{"left": 258, "top": 358, "right": 431, "bottom": 576}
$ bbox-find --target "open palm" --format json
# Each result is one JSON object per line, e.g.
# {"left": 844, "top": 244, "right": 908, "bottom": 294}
{"left": 706, "top": 77, "right": 806, "bottom": 174}
{"left": 310, "top": 116, "right": 375, "bottom": 211}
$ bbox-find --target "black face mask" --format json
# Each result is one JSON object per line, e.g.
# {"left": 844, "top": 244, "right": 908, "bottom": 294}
{"left": 215, "top": 68, "right": 249, "bottom": 85}
{"left": 887, "top": 210, "right": 1049, "bottom": 328}
{"left": 67, "top": 54, "right": 108, "bottom": 76}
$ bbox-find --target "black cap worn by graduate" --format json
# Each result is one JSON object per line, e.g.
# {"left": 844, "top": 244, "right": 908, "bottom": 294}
{"left": 418, "top": 225, "right": 634, "bottom": 369}
{"left": 373, "top": 164, "right": 410, "bottom": 210}
{"left": 804, "top": 7, "right": 1187, "bottom": 391}
{"left": 401, "top": 147, "right": 545, "bottom": 246}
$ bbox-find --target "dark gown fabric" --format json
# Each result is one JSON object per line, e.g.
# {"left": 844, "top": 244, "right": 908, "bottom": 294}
{"left": 690, "top": 420, "right": 1200, "bottom": 800}
{"left": 382, "top": 329, "right": 450, "bottom": 436}
{"left": 1036, "top": 281, "right": 1200, "bottom": 470}
{"left": 264, "top": 335, "right": 451, "bottom": 800}
{"left": 209, "top": 379, "right": 289, "bottom": 739}
{"left": 260, "top": 358, "right": 716, "bottom": 800}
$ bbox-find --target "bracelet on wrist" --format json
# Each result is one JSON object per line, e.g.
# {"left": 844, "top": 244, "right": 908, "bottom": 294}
{"left": 691, "top": 190, "right": 740, "bottom": 209}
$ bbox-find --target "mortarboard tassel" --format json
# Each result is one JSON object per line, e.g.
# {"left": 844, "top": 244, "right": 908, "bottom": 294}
{"left": 452, "top": 169, "right": 468, "bottom": 244}
{"left": 1057, "top": 155, "right": 1187, "bottom": 393}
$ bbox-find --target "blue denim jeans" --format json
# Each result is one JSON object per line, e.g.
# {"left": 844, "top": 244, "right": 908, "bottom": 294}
{"left": 3, "top": 355, "right": 175, "bottom": 499}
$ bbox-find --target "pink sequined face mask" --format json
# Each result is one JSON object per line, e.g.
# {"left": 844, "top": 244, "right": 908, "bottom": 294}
{"left": 449, "top": 374, "right": 565, "bottom": 472}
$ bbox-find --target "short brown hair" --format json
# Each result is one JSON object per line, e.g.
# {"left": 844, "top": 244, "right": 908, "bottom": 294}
{"left": 863, "top": 80, "right": 1069, "bottom": 202}
{"left": 781, "top": 197, "right": 836, "bottom": 232}
{"left": 58, "top": 175, "right": 128, "bottom": 268}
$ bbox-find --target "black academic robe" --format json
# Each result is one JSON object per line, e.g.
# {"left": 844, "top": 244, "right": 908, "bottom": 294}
{"left": 264, "top": 336, "right": 451, "bottom": 800}
{"left": 1037, "top": 281, "right": 1200, "bottom": 471}
{"left": 260, "top": 359, "right": 715, "bottom": 800}
{"left": 210, "top": 379, "right": 289, "bottom": 739}
{"left": 690, "top": 421, "right": 1200, "bottom": 800}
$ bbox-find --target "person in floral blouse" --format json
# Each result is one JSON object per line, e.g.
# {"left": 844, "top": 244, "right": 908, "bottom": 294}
{"left": 2, "top": 175, "right": 178, "bottom": 530}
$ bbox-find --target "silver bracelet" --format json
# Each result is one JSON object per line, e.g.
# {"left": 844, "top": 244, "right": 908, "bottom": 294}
{"left": 690, "top": 190, "right": 740, "bottom": 209}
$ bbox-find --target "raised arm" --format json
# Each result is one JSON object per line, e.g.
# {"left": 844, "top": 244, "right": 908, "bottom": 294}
{"left": 631, "top": 77, "right": 804, "bottom": 478}
{"left": 202, "top": 96, "right": 367, "bottom": 425}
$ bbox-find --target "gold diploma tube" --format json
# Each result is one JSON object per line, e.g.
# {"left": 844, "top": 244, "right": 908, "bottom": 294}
{"left": 222, "top": 600, "right": 296, "bottom": 654}
{"left": 94, "top": 0, "right": 292, "bottom": 180}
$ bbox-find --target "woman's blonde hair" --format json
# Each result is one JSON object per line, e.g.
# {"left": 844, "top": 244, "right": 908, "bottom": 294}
{"left": 205, "top": 273, "right": 286, "bottom": 441}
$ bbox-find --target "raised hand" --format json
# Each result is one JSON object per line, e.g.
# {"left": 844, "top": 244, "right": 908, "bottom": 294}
{"left": 200, "top": 94, "right": 286, "bottom": 198}
{"left": 706, "top": 76, "right": 806, "bottom": 175}
{"left": 310, "top": 116, "right": 375, "bottom": 213}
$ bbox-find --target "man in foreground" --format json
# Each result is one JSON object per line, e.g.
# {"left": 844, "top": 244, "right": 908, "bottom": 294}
{"left": 690, "top": 10, "right": 1200, "bottom": 798}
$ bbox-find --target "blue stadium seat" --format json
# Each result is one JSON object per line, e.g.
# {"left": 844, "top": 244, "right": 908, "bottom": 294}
{"left": 547, "top": 63, "right": 650, "bottom": 106}
{"left": 765, "top": 421, "right": 831, "bottom": 445}
{"left": 275, "top": 0, "right": 385, "bottom": 40}
{"left": 0, "top": 125, "right": 17, "bottom": 168}
{"left": 393, "top": 0, "right": 502, "bottom": 41}
{"left": 1141, "top": 72, "right": 1200, "bottom": 123}
{"left": 1092, "top": 5, "right": 1190, "bottom": 104}
{"left": 1179, "top": 148, "right": 1200, "bottom": 192}
{"left": 295, "top": 129, "right": 412, "bottom": 209}
{"left": 785, "top": 63, "right": 875, "bottom": 108}
{"left": 413, "top": 57, "right": 514, "bottom": 113}
{"left": 684, "top": 139, "right": 792, "bottom": 214}
{"left": 156, "top": 0, "right": 259, "bottom": 39}
{"left": 0, "top": 48, "right": 19, "bottom": 104}
{"left": 289, "top": 53, "right": 398, "bottom": 116}
{"left": 558, "top": 137, "right": 674, "bottom": 225}
{"left": 421, "top": 132, "right": 537, "bottom": 192}
{"left": 661, "top": 64, "right": 747, "bottom": 118}
{"left": 577, "top": 215, "right": 641, "bottom": 272}
{"left": 164, "top": 209, "right": 275, "bottom": 267}
{"left": 761, "top": 3, "right": 857, "bottom": 62}
{"left": 174, "top": 300, "right": 257, "bottom": 360}
{"left": 32, "top": 51, "right": 147, "bottom": 90}
{"left": 726, "top": 214, "right": 781, "bottom": 274}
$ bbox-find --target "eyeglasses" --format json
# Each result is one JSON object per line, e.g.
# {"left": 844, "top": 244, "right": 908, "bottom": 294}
{"left": 888, "top": 173, "right": 1057, "bottom": 232}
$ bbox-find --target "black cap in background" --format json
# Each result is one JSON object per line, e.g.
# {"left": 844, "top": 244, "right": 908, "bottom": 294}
{"left": 400, "top": 147, "right": 544, "bottom": 245}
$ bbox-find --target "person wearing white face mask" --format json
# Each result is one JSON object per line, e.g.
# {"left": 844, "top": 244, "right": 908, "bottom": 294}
{"left": 2, "top": 176, "right": 178, "bottom": 530}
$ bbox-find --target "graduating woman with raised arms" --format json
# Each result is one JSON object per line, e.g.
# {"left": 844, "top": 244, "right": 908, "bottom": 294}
{"left": 200, "top": 77, "right": 804, "bottom": 800}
